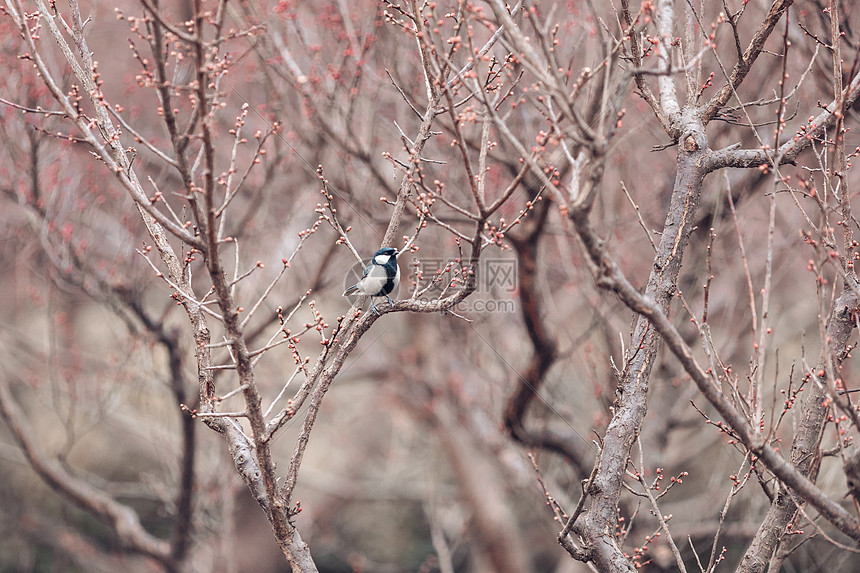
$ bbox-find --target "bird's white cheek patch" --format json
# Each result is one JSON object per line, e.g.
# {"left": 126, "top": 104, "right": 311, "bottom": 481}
{"left": 373, "top": 254, "right": 390, "bottom": 265}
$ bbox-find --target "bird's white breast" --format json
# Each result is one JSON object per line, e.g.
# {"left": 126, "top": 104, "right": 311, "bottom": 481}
{"left": 358, "top": 263, "right": 390, "bottom": 294}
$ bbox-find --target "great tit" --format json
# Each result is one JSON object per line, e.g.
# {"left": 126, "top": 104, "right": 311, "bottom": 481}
{"left": 342, "top": 247, "right": 400, "bottom": 314}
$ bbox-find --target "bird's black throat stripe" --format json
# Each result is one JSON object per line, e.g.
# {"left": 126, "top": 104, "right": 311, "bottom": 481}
{"left": 379, "top": 276, "right": 396, "bottom": 296}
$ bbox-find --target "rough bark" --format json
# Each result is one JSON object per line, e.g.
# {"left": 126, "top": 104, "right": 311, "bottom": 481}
{"left": 578, "top": 118, "right": 709, "bottom": 571}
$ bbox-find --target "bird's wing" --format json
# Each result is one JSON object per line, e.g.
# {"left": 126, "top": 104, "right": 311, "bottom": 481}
{"left": 357, "top": 263, "right": 390, "bottom": 295}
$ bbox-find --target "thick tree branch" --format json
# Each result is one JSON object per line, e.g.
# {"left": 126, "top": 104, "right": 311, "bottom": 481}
{"left": 702, "top": 0, "right": 794, "bottom": 124}
{"left": 569, "top": 120, "right": 708, "bottom": 571}
{"left": 702, "top": 69, "right": 860, "bottom": 172}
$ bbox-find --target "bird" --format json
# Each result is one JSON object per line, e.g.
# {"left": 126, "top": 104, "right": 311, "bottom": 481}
{"left": 342, "top": 247, "right": 400, "bottom": 314}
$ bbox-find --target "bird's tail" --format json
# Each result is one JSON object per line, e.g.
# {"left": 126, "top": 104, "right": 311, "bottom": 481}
{"left": 343, "top": 284, "right": 360, "bottom": 296}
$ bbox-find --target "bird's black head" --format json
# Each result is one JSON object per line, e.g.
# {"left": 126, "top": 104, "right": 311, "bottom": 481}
{"left": 371, "top": 247, "right": 398, "bottom": 268}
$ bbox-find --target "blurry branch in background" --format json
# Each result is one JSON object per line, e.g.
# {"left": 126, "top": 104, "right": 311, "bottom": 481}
{"left": 479, "top": 1, "right": 639, "bottom": 567}
{"left": 1, "top": 152, "right": 197, "bottom": 565}
{"left": 0, "top": 379, "right": 175, "bottom": 566}
{"left": 503, "top": 197, "right": 594, "bottom": 475}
